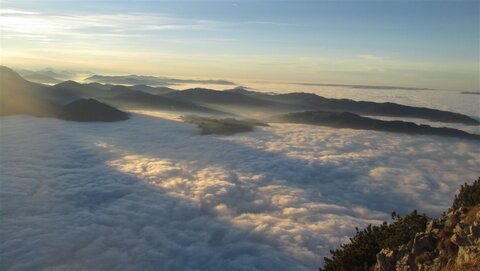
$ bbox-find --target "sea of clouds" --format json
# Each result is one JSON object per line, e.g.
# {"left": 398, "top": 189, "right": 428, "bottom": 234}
{"left": 1, "top": 110, "right": 479, "bottom": 270}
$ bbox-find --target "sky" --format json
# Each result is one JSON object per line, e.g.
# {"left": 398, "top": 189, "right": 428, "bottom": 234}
{"left": 1, "top": 0, "right": 479, "bottom": 91}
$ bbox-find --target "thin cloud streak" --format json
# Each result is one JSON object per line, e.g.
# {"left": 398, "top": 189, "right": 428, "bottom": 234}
{"left": 0, "top": 8, "right": 299, "bottom": 43}
{"left": 0, "top": 9, "right": 223, "bottom": 42}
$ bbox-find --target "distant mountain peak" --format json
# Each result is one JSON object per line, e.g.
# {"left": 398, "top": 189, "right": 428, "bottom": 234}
{"left": 54, "top": 80, "right": 81, "bottom": 87}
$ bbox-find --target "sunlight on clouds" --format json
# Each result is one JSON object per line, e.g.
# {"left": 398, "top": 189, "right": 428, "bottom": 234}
{"left": 106, "top": 153, "right": 380, "bottom": 267}
{"left": 1, "top": 113, "right": 479, "bottom": 270}
{"left": 97, "top": 113, "right": 478, "bottom": 268}
{"left": 129, "top": 110, "right": 183, "bottom": 121}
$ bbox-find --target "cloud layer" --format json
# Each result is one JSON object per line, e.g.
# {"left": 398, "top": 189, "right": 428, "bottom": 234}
{"left": 1, "top": 112, "right": 479, "bottom": 270}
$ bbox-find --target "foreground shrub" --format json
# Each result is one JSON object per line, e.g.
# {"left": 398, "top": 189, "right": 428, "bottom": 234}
{"left": 452, "top": 177, "right": 480, "bottom": 210}
{"left": 320, "top": 210, "right": 428, "bottom": 271}
{"left": 320, "top": 177, "right": 480, "bottom": 270}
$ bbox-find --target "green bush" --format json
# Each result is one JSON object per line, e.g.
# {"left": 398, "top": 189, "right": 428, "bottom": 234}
{"left": 320, "top": 210, "right": 428, "bottom": 271}
{"left": 452, "top": 177, "right": 480, "bottom": 210}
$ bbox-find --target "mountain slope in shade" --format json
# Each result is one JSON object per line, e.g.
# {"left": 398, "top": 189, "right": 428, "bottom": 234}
{"left": 163, "top": 88, "right": 301, "bottom": 115}
{"left": 48, "top": 83, "right": 225, "bottom": 115}
{"left": 1, "top": 67, "right": 225, "bottom": 116}
{"left": 271, "top": 111, "right": 480, "bottom": 140}
{"left": 49, "top": 82, "right": 139, "bottom": 102}
{"left": 0, "top": 66, "right": 128, "bottom": 122}
{"left": 165, "top": 88, "right": 272, "bottom": 106}
{"left": 106, "top": 88, "right": 225, "bottom": 115}
{"left": 0, "top": 66, "right": 60, "bottom": 117}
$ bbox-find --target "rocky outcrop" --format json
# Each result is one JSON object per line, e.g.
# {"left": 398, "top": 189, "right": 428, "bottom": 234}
{"left": 374, "top": 205, "right": 480, "bottom": 271}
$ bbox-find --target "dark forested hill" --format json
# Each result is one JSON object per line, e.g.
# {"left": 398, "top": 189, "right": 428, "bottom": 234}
{"left": 271, "top": 111, "right": 480, "bottom": 140}
{"left": 229, "top": 89, "right": 479, "bottom": 125}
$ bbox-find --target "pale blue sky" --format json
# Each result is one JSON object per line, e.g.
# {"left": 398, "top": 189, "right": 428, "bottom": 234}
{"left": 1, "top": 0, "right": 479, "bottom": 90}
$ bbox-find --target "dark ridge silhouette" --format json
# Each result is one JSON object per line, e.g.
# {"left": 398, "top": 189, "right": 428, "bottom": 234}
{"left": 106, "top": 88, "right": 225, "bottom": 115}
{"left": 85, "top": 82, "right": 112, "bottom": 90}
{"left": 164, "top": 87, "right": 303, "bottom": 115}
{"left": 85, "top": 74, "right": 236, "bottom": 86}
{"left": 270, "top": 111, "right": 480, "bottom": 140}
{"left": 49, "top": 80, "right": 134, "bottom": 103}
{"left": 165, "top": 88, "right": 275, "bottom": 107}
{"left": 129, "top": 84, "right": 174, "bottom": 95}
{"left": 49, "top": 83, "right": 224, "bottom": 115}
{"left": 290, "top": 82, "right": 432, "bottom": 91}
{"left": 49, "top": 80, "right": 99, "bottom": 102}
{"left": 275, "top": 92, "right": 479, "bottom": 125}
{"left": 59, "top": 98, "right": 129, "bottom": 122}
{"left": 163, "top": 88, "right": 305, "bottom": 115}
{"left": 228, "top": 89, "right": 479, "bottom": 125}
{"left": 461, "top": 91, "right": 480, "bottom": 95}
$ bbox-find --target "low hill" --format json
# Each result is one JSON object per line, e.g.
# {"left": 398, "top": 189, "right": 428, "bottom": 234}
{"left": 59, "top": 99, "right": 129, "bottom": 122}
{"left": 181, "top": 115, "right": 267, "bottom": 135}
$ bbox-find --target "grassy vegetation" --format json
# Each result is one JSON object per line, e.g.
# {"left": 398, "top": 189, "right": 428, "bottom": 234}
{"left": 320, "top": 211, "right": 429, "bottom": 271}
{"left": 452, "top": 177, "right": 480, "bottom": 210}
{"left": 320, "top": 177, "right": 480, "bottom": 271}
{"left": 181, "top": 115, "right": 268, "bottom": 135}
